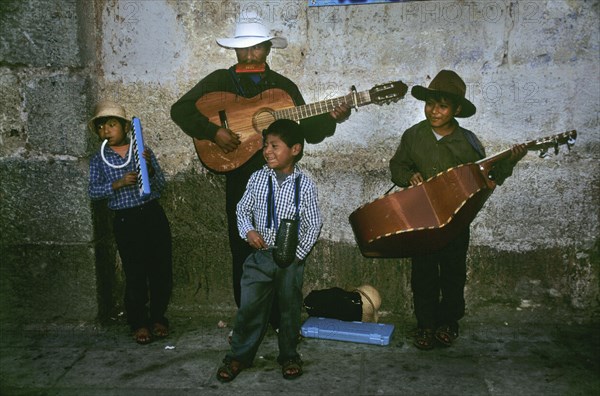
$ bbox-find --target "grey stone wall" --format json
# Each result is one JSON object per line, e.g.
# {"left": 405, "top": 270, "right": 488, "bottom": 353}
{"left": 0, "top": 1, "right": 111, "bottom": 324}
{"left": 0, "top": 0, "right": 598, "bottom": 326}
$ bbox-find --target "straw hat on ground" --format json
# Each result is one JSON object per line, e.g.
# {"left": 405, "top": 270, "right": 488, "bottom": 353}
{"left": 354, "top": 284, "right": 381, "bottom": 323}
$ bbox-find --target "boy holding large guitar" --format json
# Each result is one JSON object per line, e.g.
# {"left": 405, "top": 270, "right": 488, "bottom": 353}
{"left": 389, "top": 70, "right": 527, "bottom": 350}
{"left": 170, "top": 12, "right": 351, "bottom": 333}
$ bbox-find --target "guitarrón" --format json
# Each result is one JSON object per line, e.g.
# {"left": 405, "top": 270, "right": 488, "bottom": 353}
{"left": 349, "top": 130, "right": 577, "bottom": 258}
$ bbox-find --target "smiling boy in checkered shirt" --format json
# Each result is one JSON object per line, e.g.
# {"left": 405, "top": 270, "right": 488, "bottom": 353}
{"left": 217, "top": 119, "right": 322, "bottom": 382}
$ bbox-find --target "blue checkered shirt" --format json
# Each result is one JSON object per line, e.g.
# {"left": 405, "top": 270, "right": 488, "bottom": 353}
{"left": 237, "top": 165, "right": 323, "bottom": 260}
{"left": 88, "top": 145, "right": 165, "bottom": 210}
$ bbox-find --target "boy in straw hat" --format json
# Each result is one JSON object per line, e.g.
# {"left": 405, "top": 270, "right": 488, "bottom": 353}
{"left": 88, "top": 100, "right": 173, "bottom": 345}
{"left": 171, "top": 12, "right": 350, "bottom": 333}
{"left": 390, "top": 70, "right": 526, "bottom": 350}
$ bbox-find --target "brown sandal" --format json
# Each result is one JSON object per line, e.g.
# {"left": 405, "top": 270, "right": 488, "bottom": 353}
{"left": 216, "top": 359, "right": 246, "bottom": 383}
{"left": 133, "top": 327, "right": 152, "bottom": 345}
{"left": 413, "top": 328, "right": 435, "bottom": 350}
{"left": 152, "top": 322, "right": 169, "bottom": 338}
{"left": 435, "top": 324, "right": 458, "bottom": 347}
{"left": 281, "top": 358, "right": 303, "bottom": 380}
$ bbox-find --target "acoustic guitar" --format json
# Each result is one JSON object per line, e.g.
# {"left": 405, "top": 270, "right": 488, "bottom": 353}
{"left": 193, "top": 81, "right": 408, "bottom": 173}
{"left": 349, "top": 130, "right": 577, "bottom": 258}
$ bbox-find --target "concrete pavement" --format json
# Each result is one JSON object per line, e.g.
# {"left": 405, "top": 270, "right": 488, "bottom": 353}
{"left": 1, "top": 305, "right": 598, "bottom": 395}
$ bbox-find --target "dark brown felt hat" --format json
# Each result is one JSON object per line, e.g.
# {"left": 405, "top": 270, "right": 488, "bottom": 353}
{"left": 411, "top": 70, "right": 476, "bottom": 118}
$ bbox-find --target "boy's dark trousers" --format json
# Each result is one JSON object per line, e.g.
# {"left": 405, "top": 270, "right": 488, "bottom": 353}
{"left": 227, "top": 249, "right": 304, "bottom": 366}
{"left": 113, "top": 200, "right": 173, "bottom": 330}
{"left": 410, "top": 228, "right": 470, "bottom": 331}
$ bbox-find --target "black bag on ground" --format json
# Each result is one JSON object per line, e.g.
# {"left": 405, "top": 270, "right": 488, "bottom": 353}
{"left": 303, "top": 287, "right": 362, "bottom": 321}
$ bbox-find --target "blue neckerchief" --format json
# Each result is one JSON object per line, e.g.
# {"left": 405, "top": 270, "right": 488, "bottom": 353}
{"left": 248, "top": 73, "right": 261, "bottom": 84}
{"left": 228, "top": 67, "right": 264, "bottom": 96}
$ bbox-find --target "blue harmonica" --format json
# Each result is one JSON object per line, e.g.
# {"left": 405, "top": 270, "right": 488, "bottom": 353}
{"left": 131, "top": 117, "right": 151, "bottom": 199}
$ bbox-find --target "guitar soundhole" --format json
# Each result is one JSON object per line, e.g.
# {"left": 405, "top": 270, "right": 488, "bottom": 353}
{"left": 253, "top": 109, "right": 277, "bottom": 134}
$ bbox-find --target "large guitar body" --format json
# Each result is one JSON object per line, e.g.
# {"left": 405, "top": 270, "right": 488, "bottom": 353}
{"left": 349, "top": 164, "right": 494, "bottom": 258}
{"left": 193, "top": 81, "right": 408, "bottom": 173}
{"left": 349, "top": 130, "right": 577, "bottom": 258}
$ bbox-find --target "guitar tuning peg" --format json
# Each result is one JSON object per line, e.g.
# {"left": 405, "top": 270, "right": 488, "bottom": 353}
{"left": 350, "top": 85, "right": 358, "bottom": 111}
{"left": 539, "top": 148, "right": 549, "bottom": 158}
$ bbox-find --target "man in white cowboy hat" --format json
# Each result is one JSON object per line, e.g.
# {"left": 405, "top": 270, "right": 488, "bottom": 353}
{"left": 170, "top": 12, "right": 350, "bottom": 336}
{"left": 390, "top": 70, "right": 526, "bottom": 351}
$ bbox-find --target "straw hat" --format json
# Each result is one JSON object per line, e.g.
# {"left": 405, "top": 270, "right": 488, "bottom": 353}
{"left": 87, "top": 100, "right": 129, "bottom": 134}
{"left": 216, "top": 11, "right": 287, "bottom": 49}
{"left": 411, "top": 70, "right": 476, "bottom": 118}
{"left": 354, "top": 284, "right": 381, "bottom": 323}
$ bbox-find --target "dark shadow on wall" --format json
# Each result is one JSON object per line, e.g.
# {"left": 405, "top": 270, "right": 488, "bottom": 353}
{"left": 91, "top": 200, "right": 124, "bottom": 325}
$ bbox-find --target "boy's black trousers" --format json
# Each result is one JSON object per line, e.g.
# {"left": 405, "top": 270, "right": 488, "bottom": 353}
{"left": 410, "top": 228, "right": 470, "bottom": 331}
{"left": 113, "top": 200, "right": 172, "bottom": 330}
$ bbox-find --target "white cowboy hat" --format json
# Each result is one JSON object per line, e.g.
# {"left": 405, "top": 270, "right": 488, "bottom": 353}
{"left": 216, "top": 12, "right": 287, "bottom": 49}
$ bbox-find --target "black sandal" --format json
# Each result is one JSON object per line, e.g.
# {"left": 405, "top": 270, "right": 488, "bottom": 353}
{"left": 281, "top": 357, "right": 303, "bottom": 380}
{"left": 413, "top": 328, "right": 435, "bottom": 350}
{"left": 216, "top": 359, "right": 245, "bottom": 383}
{"left": 435, "top": 324, "right": 458, "bottom": 347}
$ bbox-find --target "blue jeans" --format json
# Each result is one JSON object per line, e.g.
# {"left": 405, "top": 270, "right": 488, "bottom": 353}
{"left": 226, "top": 249, "right": 304, "bottom": 366}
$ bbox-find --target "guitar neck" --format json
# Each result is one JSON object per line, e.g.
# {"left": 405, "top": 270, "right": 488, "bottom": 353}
{"left": 477, "top": 130, "right": 577, "bottom": 167}
{"left": 477, "top": 147, "right": 516, "bottom": 167}
{"left": 274, "top": 90, "right": 372, "bottom": 121}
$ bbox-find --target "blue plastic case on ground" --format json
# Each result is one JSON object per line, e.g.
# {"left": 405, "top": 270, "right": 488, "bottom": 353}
{"left": 301, "top": 317, "right": 395, "bottom": 346}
